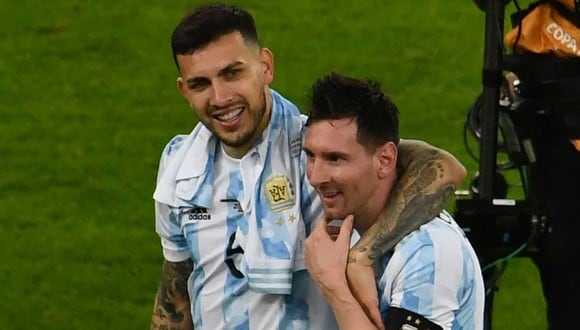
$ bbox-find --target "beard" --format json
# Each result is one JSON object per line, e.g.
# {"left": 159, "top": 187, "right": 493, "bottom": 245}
{"left": 212, "top": 89, "right": 269, "bottom": 149}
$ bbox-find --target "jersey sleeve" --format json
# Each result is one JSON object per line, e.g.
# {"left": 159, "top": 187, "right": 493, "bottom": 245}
{"left": 154, "top": 135, "right": 191, "bottom": 262}
{"left": 381, "top": 225, "right": 474, "bottom": 328}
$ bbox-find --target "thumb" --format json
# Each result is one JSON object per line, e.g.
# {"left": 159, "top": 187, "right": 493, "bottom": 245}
{"left": 337, "top": 215, "right": 354, "bottom": 245}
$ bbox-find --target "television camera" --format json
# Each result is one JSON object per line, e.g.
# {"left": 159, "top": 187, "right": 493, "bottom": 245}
{"left": 453, "top": 0, "right": 580, "bottom": 328}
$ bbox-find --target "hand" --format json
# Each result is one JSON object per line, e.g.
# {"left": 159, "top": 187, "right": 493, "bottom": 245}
{"left": 305, "top": 215, "right": 354, "bottom": 294}
{"left": 347, "top": 254, "right": 385, "bottom": 330}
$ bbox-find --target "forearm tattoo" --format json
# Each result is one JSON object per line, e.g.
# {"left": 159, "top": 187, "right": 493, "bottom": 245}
{"left": 367, "top": 183, "right": 455, "bottom": 260}
{"left": 151, "top": 259, "right": 194, "bottom": 330}
{"left": 351, "top": 150, "right": 456, "bottom": 262}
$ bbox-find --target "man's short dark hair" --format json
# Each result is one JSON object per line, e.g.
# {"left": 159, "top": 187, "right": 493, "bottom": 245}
{"left": 171, "top": 3, "right": 260, "bottom": 71}
{"left": 307, "top": 72, "right": 400, "bottom": 152}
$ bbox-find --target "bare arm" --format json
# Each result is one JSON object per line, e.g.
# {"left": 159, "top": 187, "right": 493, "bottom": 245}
{"left": 350, "top": 139, "right": 466, "bottom": 264}
{"left": 151, "top": 259, "right": 194, "bottom": 330}
{"left": 320, "top": 285, "right": 379, "bottom": 330}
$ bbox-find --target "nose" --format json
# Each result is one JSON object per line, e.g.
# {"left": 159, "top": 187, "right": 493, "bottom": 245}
{"left": 306, "top": 158, "right": 329, "bottom": 187}
{"left": 210, "top": 81, "right": 233, "bottom": 107}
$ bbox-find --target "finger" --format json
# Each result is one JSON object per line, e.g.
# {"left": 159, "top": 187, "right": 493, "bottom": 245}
{"left": 337, "top": 214, "right": 354, "bottom": 245}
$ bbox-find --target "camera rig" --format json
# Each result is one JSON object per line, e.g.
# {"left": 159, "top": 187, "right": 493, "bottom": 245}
{"left": 453, "top": 0, "right": 580, "bottom": 328}
{"left": 456, "top": 51, "right": 580, "bottom": 265}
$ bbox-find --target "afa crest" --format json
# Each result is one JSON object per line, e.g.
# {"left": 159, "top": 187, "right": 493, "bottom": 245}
{"left": 264, "top": 175, "right": 295, "bottom": 212}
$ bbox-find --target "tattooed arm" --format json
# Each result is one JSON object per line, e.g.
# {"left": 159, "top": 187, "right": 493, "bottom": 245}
{"left": 350, "top": 139, "right": 466, "bottom": 261}
{"left": 151, "top": 259, "right": 194, "bottom": 330}
{"left": 346, "top": 139, "right": 466, "bottom": 329}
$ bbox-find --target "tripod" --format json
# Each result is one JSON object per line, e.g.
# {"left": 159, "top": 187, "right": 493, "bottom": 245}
{"left": 460, "top": 1, "right": 580, "bottom": 329}
{"left": 476, "top": 1, "right": 508, "bottom": 326}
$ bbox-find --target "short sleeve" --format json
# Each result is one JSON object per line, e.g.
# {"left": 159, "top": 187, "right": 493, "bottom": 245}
{"left": 153, "top": 136, "right": 191, "bottom": 262}
{"left": 380, "top": 226, "right": 470, "bottom": 328}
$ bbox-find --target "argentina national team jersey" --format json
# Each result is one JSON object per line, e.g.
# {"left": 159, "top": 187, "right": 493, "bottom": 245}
{"left": 376, "top": 211, "right": 485, "bottom": 330}
{"left": 153, "top": 90, "right": 338, "bottom": 329}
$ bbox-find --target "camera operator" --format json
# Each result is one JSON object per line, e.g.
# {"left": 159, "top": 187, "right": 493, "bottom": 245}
{"left": 468, "top": 1, "right": 580, "bottom": 328}
{"left": 508, "top": 71, "right": 580, "bottom": 330}
{"left": 502, "top": 1, "right": 580, "bottom": 327}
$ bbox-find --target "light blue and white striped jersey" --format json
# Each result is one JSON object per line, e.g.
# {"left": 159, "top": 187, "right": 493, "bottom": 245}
{"left": 153, "top": 90, "right": 337, "bottom": 329}
{"left": 376, "top": 211, "right": 485, "bottom": 330}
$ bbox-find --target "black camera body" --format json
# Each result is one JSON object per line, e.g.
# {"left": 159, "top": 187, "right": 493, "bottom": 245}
{"left": 458, "top": 1, "right": 580, "bottom": 328}
{"left": 455, "top": 196, "right": 547, "bottom": 265}
{"left": 455, "top": 52, "right": 580, "bottom": 266}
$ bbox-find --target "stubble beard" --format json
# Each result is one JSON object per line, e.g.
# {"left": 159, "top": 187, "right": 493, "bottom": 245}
{"left": 219, "top": 89, "right": 268, "bottom": 149}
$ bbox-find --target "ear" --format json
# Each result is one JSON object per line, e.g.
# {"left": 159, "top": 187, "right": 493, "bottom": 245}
{"left": 259, "top": 47, "right": 274, "bottom": 85}
{"left": 375, "top": 141, "right": 398, "bottom": 179}
{"left": 176, "top": 77, "right": 195, "bottom": 109}
{"left": 176, "top": 76, "right": 187, "bottom": 97}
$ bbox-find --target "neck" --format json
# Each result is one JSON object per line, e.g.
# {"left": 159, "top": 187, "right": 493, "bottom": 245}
{"left": 354, "top": 173, "right": 398, "bottom": 235}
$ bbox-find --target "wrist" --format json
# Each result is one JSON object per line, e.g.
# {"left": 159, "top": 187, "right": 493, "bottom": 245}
{"left": 348, "top": 250, "right": 374, "bottom": 267}
{"left": 322, "top": 280, "right": 358, "bottom": 303}
{"left": 316, "top": 275, "right": 350, "bottom": 296}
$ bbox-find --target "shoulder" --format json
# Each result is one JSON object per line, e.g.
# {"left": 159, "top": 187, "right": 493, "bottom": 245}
{"left": 404, "top": 211, "right": 464, "bottom": 240}
{"left": 379, "top": 216, "right": 471, "bottom": 287}
{"left": 383, "top": 214, "right": 480, "bottom": 289}
{"left": 393, "top": 213, "right": 469, "bottom": 263}
{"left": 161, "top": 134, "right": 189, "bottom": 157}
{"left": 156, "top": 123, "right": 210, "bottom": 175}
{"left": 268, "top": 90, "right": 308, "bottom": 154}
{"left": 159, "top": 123, "right": 207, "bottom": 159}
{"left": 270, "top": 89, "right": 307, "bottom": 129}
{"left": 270, "top": 89, "right": 301, "bottom": 115}
{"left": 153, "top": 134, "right": 187, "bottom": 182}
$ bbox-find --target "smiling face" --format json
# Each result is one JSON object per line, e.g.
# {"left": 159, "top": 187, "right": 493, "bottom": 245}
{"left": 304, "top": 118, "right": 397, "bottom": 228}
{"left": 176, "top": 31, "right": 274, "bottom": 158}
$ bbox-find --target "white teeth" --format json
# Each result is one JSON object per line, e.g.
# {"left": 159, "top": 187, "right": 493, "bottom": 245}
{"left": 216, "top": 107, "right": 243, "bottom": 121}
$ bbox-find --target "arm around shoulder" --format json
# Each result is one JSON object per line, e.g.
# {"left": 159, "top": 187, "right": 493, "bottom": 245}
{"left": 397, "top": 139, "right": 467, "bottom": 188}
{"left": 352, "top": 139, "right": 466, "bottom": 263}
{"left": 345, "top": 140, "right": 465, "bottom": 328}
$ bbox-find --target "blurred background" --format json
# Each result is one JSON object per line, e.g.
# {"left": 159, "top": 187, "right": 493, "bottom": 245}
{"left": 0, "top": 0, "right": 545, "bottom": 328}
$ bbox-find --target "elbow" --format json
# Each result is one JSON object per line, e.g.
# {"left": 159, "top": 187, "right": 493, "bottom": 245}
{"left": 438, "top": 152, "right": 467, "bottom": 188}
{"left": 398, "top": 139, "right": 467, "bottom": 189}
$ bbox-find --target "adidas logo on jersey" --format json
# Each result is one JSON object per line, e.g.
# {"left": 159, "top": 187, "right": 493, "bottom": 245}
{"left": 187, "top": 207, "right": 211, "bottom": 220}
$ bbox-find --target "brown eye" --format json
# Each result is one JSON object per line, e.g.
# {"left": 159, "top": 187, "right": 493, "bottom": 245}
{"left": 188, "top": 80, "right": 210, "bottom": 92}
{"left": 225, "top": 68, "right": 241, "bottom": 79}
{"left": 326, "top": 153, "right": 345, "bottom": 165}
